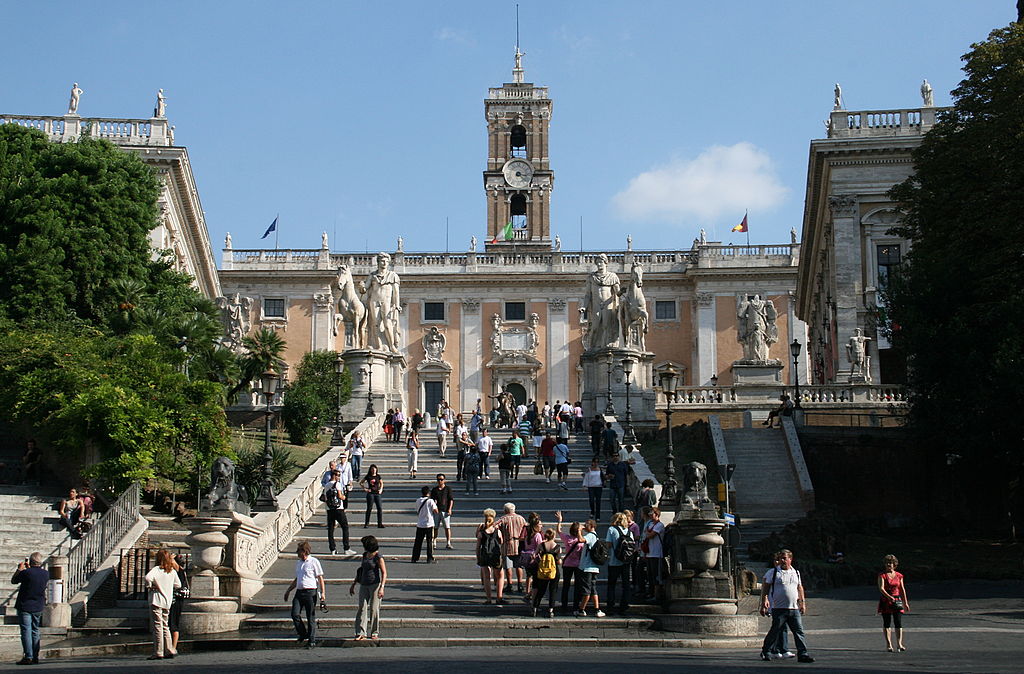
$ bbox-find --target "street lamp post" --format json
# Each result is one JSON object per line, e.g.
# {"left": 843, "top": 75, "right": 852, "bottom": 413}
{"left": 252, "top": 370, "right": 280, "bottom": 512}
{"left": 621, "top": 357, "right": 637, "bottom": 446}
{"left": 658, "top": 365, "right": 679, "bottom": 507}
{"left": 790, "top": 339, "right": 803, "bottom": 409}
{"left": 604, "top": 352, "right": 616, "bottom": 416}
{"left": 364, "top": 364, "right": 375, "bottom": 418}
{"left": 330, "top": 354, "right": 346, "bottom": 447}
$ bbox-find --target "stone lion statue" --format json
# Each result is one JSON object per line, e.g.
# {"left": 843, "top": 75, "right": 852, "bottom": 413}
{"left": 201, "top": 456, "right": 250, "bottom": 515}
{"left": 681, "top": 461, "right": 710, "bottom": 505}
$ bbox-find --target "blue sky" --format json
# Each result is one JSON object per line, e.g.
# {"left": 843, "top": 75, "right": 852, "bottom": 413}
{"left": 0, "top": 1, "right": 1012, "bottom": 256}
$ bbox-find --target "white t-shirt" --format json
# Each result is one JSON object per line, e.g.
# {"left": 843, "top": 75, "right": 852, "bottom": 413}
{"left": 560, "top": 402, "right": 571, "bottom": 415}
{"left": 294, "top": 556, "right": 324, "bottom": 590}
{"left": 347, "top": 438, "right": 364, "bottom": 457}
{"left": 516, "top": 404, "right": 527, "bottom": 420}
{"left": 477, "top": 435, "right": 493, "bottom": 454}
{"left": 455, "top": 424, "right": 468, "bottom": 441}
{"left": 336, "top": 462, "right": 353, "bottom": 488}
{"left": 144, "top": 566, "right": 181, "bottom": 609}
{"left": 416, "top": 497, "right": 438, "bottom": 528}
{"left": 436, "top": 418, "right": 449, "bottom": 436}
{"left": 582, "top": 469, "right": 604, "bottom": 487}
{"left": 763, "top": 566, "right": 802, "bottom": 609}
{"left": 643, "top": 520, "right": 665, "bottom": 558}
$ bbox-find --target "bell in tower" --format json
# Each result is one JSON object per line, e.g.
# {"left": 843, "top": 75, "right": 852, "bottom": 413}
{"left": 483, "top": 48, "right": 554, "bottom": 250}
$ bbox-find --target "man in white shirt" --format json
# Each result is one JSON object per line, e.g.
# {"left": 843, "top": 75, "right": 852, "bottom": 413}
{"left": 336, "top": 454, "right": 354, "bottom": 491}
{"left": 283, "top": 540, "right": 325, "bottom": 648}
{"left": 476, "top": 428, "right": 494, "bottom": 478}
{"left": 759, "top": 549, "right": 814, "bottom": 663}
{"left": 411, "top": 486, "right": 439, "bottom": 563}
{"left": 515, "top": 402, "right": 527, "bottom": 423}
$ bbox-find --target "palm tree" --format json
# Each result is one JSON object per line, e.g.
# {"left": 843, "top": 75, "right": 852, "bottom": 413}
{"left": 227, "top": 327, "right": 286, "bottom": 403}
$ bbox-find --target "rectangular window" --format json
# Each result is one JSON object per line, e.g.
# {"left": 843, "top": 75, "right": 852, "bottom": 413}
{"left": 877, "top": 244, "right": 903, "bottom": 288}
{"left": 263, "top": 298, "right": 286, "bottom": 318}
{"left": 504, "top": 301, "right": 526, "bottom": 321}
{"left": 655, "top": 300, "right": 677, "bottom": 320}
{"left": 423, "top": 301, "right": 445, "bottom": 322}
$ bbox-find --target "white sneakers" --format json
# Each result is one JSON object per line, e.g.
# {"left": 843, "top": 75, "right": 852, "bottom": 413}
{"left": 343, "top": 549, "right": 356, "bottom": 556}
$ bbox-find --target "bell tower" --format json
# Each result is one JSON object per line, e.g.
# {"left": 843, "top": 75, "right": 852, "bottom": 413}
{"left": 484, "top": 48, "right": 553, "bottom": 250}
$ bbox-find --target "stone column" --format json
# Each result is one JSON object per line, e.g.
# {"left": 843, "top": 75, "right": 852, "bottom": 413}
{"left": 828, "top": 195, "right": 862, "bottom": 360}
{"left": 547, "top": 298, "right": 569, "bottom": 402}
{"left": 311, "top": 290, "right": 334, "bottom": 351}
{"left": 462, "top": 299, "right": 482, "bottom": 410}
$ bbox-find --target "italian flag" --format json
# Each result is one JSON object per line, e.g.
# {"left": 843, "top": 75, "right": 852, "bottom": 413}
{"left": 490, "top": 220, "right": 513, "bottom": 244}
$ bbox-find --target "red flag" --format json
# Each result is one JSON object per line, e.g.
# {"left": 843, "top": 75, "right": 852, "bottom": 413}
{"left": 731, "top": 213, "right": 748, "bottom": 233}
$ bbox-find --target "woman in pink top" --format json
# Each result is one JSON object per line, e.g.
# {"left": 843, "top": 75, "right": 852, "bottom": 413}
{"left": 554, "top": 511, "right": 584, "bottom": 614}
{"left": 520, "top": 518, "right": 544, "bottom": 602}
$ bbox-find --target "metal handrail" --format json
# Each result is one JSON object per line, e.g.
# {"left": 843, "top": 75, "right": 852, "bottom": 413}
{"left": 64, "top": 482, "right": 141, "bottom": 599}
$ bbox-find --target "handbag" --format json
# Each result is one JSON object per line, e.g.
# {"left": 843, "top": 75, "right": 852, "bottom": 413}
{"left": 892, "top": 598, "right": 905, "bottom": 611}
{"left": 533, "top": 461, "right": 544, "bottom": 475}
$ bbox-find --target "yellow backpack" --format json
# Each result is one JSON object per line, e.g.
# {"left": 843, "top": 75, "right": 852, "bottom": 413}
{"left": 536, "top": 545, "right": 558, "bottom": 580}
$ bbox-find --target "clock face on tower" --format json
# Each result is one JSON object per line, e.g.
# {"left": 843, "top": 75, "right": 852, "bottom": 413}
{"left": 502, "top": 159, "right": 534, "bottom": 188}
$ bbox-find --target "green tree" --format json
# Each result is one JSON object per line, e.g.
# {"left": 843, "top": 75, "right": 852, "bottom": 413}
{"left": 886, "top": 22, "right": 1024, "bottom": 534}
{"left": 0, "top": 125, "right": 160, "bottom": 324}
{"left": 228, "top": 328, "right": 286, "bottom": 403}
{"left": 281, "top": 350, "right": 351, "bottom": 445}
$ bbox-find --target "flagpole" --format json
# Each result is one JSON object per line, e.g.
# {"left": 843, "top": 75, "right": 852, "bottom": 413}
{"left": 745, "top": 210, "right": 749, "bottom": 248}
{"left": 275, "top": 212, "right": 280, "bottom": 251}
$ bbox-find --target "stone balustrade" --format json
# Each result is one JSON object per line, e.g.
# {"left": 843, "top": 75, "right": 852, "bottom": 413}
{"left": 656, "top": 384, "right": 907, "bottom": 408}
{"left": 827, "top": 106, "right": 948, "bottom": 139}
{"left": 0, "top": 114, "right": 172, "bottom": 146}
{"left": 222, "top": 243, "right": 799, "bottom": 274}
{"left": 488, "top": 86, "right": 548, "bottom": 100}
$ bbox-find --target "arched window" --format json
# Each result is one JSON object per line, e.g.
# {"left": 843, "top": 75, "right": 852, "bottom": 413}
{"left": 510, "top": 193, "right": 527, "bottom": 230}
{"left": 509, "top": 124, "right": 527, "bottom": 158}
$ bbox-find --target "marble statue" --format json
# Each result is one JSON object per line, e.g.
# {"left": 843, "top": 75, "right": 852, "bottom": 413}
{"left": 554, "top": 235, "right": 561, "bottom": 252}
{"left": 582, "top": 253, "right": 621, "bottom": 350}
{"left": 833, "top": 82, "right": 843, "bottom": 110}
{"left": 422, "top": 326, "right": 446, "bottom": 362}
{"left": 364, "top": 252, "right": 402, "bottom": 352}
{"left": 681, "top": 461, "right": 711, "bottom": 508}
{"left": 321, "top": 231, "right": 329, "bottom": 249}
{"left": 470, "top": 235, "right": 477, "bottom": 252}
{"left": 790, "top": 227, "right": 798, "bottom": 244}
{"left": 490, "top": 313, "right": 503, "bottom": 354}
{"left": 67, "top": 82, "right": 83, "bottom": 115}
{"left": 920, "top": 79, "right": 934, "bottom": 107}
{"left": 619, "top": 261, "right": 649, "bottom": 350}
{"left": 699, "top": 228, "right": 707, "bottom": 245}
{"left": 201, "top": 456, "right": 250, "bottom": 515}
{"left": 396, "top": 236, "right": 404, "bottom": 252}
{"left": 626, "top": 234, "right": 633, "bottom": 251}
{"left": 154, "top": 88, "right": 166, "bottom": 118}
{"left": 334, "top": 265, "right": 366, "bottom": 347}
{"left": 224, "top": 232, "right": 232, "bottom": 249}
{"left": 846, "top": 327, "right": 872, "bottom": 380}
{"left": 737, "top": 294, "right": 778, "bottom": 362}
{"left": 215, "top": 293, "right": 252, "bottom": 353}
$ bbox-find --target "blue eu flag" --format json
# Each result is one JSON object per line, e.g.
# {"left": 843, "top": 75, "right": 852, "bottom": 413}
{"left": 261, "top": 216, "right": 278, "bottom": 240}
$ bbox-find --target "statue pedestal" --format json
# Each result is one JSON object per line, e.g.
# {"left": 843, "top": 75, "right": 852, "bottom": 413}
{"left": 181, "top": 513, "right": 249, "bottom": 634}
{"left": 655, "top": 506, "right": 757, "bottom": 637}
{"left": 730, "top": 360, "right": 784, "bottom": 402}
{"left": 339, "top": 348, "right": 406, "bottom": 426}
{"left": 580, "top": 348, "right": 657, "bottom": 431}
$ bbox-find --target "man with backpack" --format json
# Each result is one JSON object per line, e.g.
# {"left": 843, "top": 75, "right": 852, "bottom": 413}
{"left": 575, "top": 519, "right": 606, "bottom": 617}
{"left": 324, "top": 469, "right": 354, "bottom": 556}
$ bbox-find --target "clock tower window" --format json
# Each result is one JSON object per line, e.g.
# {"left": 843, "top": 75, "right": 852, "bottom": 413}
{"left": 509, "top": 124, "right": 527, "bottom": 158}
{"left": 509, "top": 193, "right": 528, "bottom": 230}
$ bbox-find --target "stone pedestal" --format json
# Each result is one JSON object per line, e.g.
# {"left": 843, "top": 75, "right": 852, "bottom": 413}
{"left": 730, "top": 360, "right": 783, "bottom": 386}
{"left": 580, "top": 347, "right": 656, "bottom": 430}
{"left": 181, "top": 515, "right": 245, "bottom": 634}
{"left": 340, "top": 348, "right": 406, "bottom": 425}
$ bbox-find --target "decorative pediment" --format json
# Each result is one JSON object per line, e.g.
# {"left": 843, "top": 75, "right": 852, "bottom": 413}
{"left": 489, "top": 313, "right": 540, "bottom": 357}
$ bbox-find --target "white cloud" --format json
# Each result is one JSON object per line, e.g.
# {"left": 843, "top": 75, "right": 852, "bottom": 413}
{"left": 434, "top": 27, "right": 476, "bottom": 47}
{"left": 611, "top": 142, "right": 787, "bottom": 223}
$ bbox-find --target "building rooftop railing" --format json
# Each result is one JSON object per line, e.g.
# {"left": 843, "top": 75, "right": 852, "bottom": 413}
{"left": 0, "top": 114, "right": 173, "bottom": 146}
{"left": 221, "top": 242, "right": 800, "bottom": 274}
{"left": 826, "top": 106, "right": 948, "bottom": 139}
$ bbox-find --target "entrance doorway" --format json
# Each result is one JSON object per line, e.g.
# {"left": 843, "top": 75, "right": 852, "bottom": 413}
{"left": 506, "top": 382, "right": 527, "bottom": 407}
{"left": 424, "top": 381, "right": 444, "bottom": 418}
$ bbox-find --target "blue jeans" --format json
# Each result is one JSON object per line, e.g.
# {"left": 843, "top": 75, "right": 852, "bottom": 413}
{"left": 480, "top": 452, "right": 490, "bottom": 477}
{"left": 762, "top": 608, "right": 808, "bottom": 656}
{"left": 609, "top": 485, "right": 626, "bottom": 514}
{"left": 19, "top": 610, "right": 41, "bottom": 660}
{"left": 351, "top": 454, "right": 362, "bottom": 480}
{"left": 291, "top": 589, "right": 317, "bottom": 643}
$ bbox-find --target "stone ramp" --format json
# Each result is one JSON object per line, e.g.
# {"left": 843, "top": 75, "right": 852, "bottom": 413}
{"left": 721, "top": 427, "right": 806, "bottom": 569}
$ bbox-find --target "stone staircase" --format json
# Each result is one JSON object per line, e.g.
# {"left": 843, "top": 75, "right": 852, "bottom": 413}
{"left": 0, "top": 486, "right": 76, "bottom": 638}
{"left": 721, "top": 427, "right": 808, "bottom": 569}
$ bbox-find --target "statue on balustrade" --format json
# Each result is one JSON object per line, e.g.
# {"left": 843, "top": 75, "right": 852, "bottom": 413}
{"left": 554, "top": 235, "right": 561, "bottom": 252}
{"left": 736, "top": 294, "right": 778, "bottom": 362}
{"left": 920, "top": 79, "right": 934, "bottom": 107}
{"left": 582, "top": 253, "right": 622, "bottom": 351}
{"left": 201, "top": 456, "right": 250, "bottom": 515}
{"left": 365, "top": 252, "right": 402, "bottom": 353}
{"left": 154, "top": 88, "right": 166, "bottom": 118}
{"left": 618, "top": 261, "right": 649, "bottom": 351}
{"left": 833, "top": 82, "right": 843, "bottom": 110}
{"left": 67, "top": 83, "right": 83, "bottom": 115}
{"left": 846, "top": 327, "right": 872, "bottom": 381}
{"left": 470, "top": 235, "right": 477, "bottom": 252}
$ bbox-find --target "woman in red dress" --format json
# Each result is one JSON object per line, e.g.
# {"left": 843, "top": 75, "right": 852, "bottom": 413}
{"left": 877, "top": 554, "right": 910, "bottom": 651}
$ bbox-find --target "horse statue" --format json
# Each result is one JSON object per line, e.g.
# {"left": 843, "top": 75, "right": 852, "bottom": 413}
{"left": 619, "top": 261, "right": 649, "bottom": 350}
{"left": 334, "top": 265, "right": 367, "bottom": 348}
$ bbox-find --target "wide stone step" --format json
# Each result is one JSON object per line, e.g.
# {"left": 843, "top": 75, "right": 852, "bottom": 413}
{"left": 242, "top": 615, "right": 654, "bottom": 630}
{"left": 244, "top": 600, "right": 661, "bottom": 614}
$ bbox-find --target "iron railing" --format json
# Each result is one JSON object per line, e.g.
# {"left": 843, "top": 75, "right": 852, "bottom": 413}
{"left": 118, "top": 547, "right": 191, "bottom": 600}
{"left": 65, "top": 482, "right": 141, "bottom": 599}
